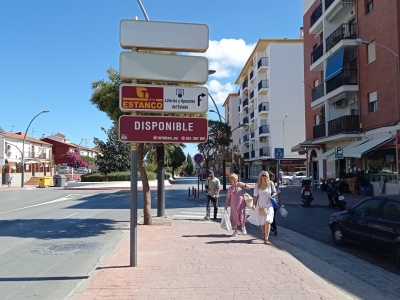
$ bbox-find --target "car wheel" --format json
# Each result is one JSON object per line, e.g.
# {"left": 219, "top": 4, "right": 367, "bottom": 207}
{"left": 395, "top": 245, "right": 400, "bottom": 271}
{"left": 332, "top": 224, "right": 346, "bottom": 247}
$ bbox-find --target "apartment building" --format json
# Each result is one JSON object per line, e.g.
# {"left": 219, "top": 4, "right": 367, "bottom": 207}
{"left": 301, "top": 0, "right": 400, "bottom": 194}
{"left": 236, "top": 38, "right": 306, "bottom": 179}
{"left": 222, "top": 93, "right": 241, "bottom": 170}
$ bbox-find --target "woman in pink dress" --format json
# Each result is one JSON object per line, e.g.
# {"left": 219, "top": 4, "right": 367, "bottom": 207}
{"left": 224, "top": 173, "right": 251, "bottom": 237}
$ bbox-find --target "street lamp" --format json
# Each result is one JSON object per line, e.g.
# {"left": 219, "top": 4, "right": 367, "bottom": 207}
{"left": 229, "top": 123, "right": 244, "bottom": 176}
{"left": 282, "top": 114, "right": 288, "bottom": 149}
{"left": 21, "top": 110, "right": 50, "bottom": 187}
{"left": 209, "top": 110, "right": 226, "bottom": 121}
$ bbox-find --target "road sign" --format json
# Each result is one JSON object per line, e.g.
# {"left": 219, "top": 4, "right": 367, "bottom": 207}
{"left": 119, "top": 84, "right": 208, "bottom": 113}
{"left": 274, "top": 148, "right": 284, "bottom": 160}
{"left": 194, "top": 153, "right": 205, "bottom": 165}
{"left": 119, "top": 115, "right": 208, "bottom": 143}
{"left": 335, "top": 146, "right": 343, "bottom": 159}
{"left": 119, "top": 52, "right": 209, "bottom": 84}
{"left": 120, "top": 20, "right": 209, "bottom": 52}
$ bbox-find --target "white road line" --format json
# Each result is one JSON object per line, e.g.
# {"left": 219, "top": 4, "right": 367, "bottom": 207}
{"left": 0, "top": 195, "right": 76, "bottom": 216}
{"left": 179, "top": 212, "right": 204, "bottom": 215}
{"left": 54, "top": 213, "right": 79, "bottom": 222}
{"left": 173, "top": 215, "right": 205, "bottom": 218}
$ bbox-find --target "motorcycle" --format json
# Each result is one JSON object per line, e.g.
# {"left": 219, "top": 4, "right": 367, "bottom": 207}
{"left": 327, "top": 181, "right": 347, "bottom": 211}
{"left": 301, "top": 179, "right": 314, "bottom": 207}
{"left": 319, "top": 179, "right": 328, "bottom": 191}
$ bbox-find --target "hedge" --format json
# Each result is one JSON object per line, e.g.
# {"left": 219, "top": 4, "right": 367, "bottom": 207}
{"left": 80, "top": 171, "right": 157, "bottom": 182}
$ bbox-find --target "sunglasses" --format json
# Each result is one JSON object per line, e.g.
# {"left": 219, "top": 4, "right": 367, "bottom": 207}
{"left": 261, "top": 174, "right": 267, "bottom": 177}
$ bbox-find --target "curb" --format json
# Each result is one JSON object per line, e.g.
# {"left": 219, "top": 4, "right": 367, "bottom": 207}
{"left": 63, "top": 185, "right": 172, "bottom": 191}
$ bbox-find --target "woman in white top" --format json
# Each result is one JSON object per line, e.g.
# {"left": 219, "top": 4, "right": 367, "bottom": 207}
{"left": 248, "top": 171, "right": 277, "bottom": 245}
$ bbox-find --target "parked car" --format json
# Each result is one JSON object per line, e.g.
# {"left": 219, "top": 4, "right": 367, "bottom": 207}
{"left": 329, "top": 195, "right": 400, "bottom": 270}
{"left": 282, "top": 173, "right": 294, "bottom": 185}
{"left": 292, "top": 171, "right": 307, "bottom": 184}
{"left": 75, "top": 167, "right": 89, "bottom": 174}
{"left": 58, "top": 166, "right": 71, "bottom": 174}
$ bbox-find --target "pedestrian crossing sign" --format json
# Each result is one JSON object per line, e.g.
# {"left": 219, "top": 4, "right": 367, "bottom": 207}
{"left": 274, "top": 148, "right": 284, "bottom": 160}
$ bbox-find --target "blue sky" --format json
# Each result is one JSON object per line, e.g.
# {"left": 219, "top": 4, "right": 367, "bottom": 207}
{"left": 0, "top": 0, "right": 302, "bottom": 157}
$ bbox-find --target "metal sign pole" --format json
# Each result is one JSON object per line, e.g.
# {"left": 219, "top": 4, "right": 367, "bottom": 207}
{"left": 130, "top": 140, "right": 138, "bottom": 267}
{"left": 157, "top": 144, "right": 165, "bottom": 217}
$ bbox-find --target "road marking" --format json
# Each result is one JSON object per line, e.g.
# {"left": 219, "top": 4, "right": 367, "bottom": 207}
{"left": 0, "top": 195, "right": 77, "bottom": 216}
{"left": 54, "top": 213, "right": 79, "bottom": 222}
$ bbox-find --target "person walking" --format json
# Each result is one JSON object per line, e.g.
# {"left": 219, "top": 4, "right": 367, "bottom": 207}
{"left": 7, "top": 173, "right": 13, "bottom": 188}
{"left": 279, "top": 169, "right": 284, "bottom": 185}
{"left": 224, "top": 173, "right": 251, "bottom": 237}
{"left": 270, "top": 186, "right": 282, "bottom": 236}
{"left": 204, "top": 171, "right": 220, "bottom": 220}
{"left": 247, "top": 171, "right": 277, "bottom": 245}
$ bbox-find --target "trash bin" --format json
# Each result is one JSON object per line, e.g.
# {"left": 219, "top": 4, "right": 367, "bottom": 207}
{"left": 53, "top": 174, "right": 66, "bottom": 187}
{"left": 38, "top": 176, "right": 51, "bottom": 188}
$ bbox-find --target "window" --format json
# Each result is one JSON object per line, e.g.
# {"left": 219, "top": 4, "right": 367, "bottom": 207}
{"left": 368, "top": 91, "right": 378, "bottom": 113}
{"left": 353, "top": 199, "right": 381, "bottom": 218}
{"left": 378, "top": 201, "right": 400, "bottom": 222}
{"left": 367, "top": 42, "right": 376, "bottom": 63}
{"left": 366, "top": 0, "right": 374, "bottom": 14}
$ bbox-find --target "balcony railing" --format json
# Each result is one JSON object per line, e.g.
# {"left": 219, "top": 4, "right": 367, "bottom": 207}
{"left": 312, "top": 83, "right": 325, "bottom": 102}
{"left": 326, "top": 69, "right": 358, "bottom": 94}
{"left": 258, "top": 57, "right": 269, "bottom": 69}
{"left": 237, "top": 90, "right": 240, "bottom": 96}
{"left": 326, "top": 23, "right": 357, "bottom": 52}
{"left": 250, "top": 90, "right": 254, "bottom": 99}
{"left": 258, "top": 80, "right": 269, "bottom": 91}
{"left": 313, "top": 123, "right": 326, "bottom": 139}
{"left": 310, "top": 3, "right": 322, "bottom": 27}
{"left": 251, "top": 150, "right": 255, "bottom": 158}
{"left": 250, "top": 111, "right": 254, "bottom": 119}
{"left": 7, "top": 152, "right": 51, "bottom": 160}
{"left": 244, "top": 152, "right": 250, "bottom": 159}
{"left": 251, "top": 132, "right": 255, "bottom": 139}
{"left": 311, "top": 43, "right": 323, "bottom": 64}
{"left": 328, "top": 115, "right": 360, "bottom": 136}
{"left": 258, "top": 102, "right": 269, "bottom": 112}
{"left": 243, "top": 116, "right": 249, "bottom": 124}
{"left": 325, "top": 0, "right": 335, "bottom": 10}
{"left": 238, "top": 106, "right": 240, "bottom": 112}
{"left": 242, "top": 80, "right": 248, "bottom": 91}
{"left": 259, "top": 125, "right": 270, "bottom": 135}
{"left": 243, "top": 134, "right": 249, "bottom": 142}
{"left": 242, "top": 98, "right": 249, "bottom": 108}
{"left": 250, "top": 70, "right": 254, "bottom": 81}
{"left": 259, "top": 147, "right": 270, "bottom": 157}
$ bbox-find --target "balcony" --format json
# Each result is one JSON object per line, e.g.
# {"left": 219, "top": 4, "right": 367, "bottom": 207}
{"left": 243, "top": 116, "right": 249, "bottom": 125}
{"left": 326, "top": 69, "right": 357, "bottom": 94}
{"left": 312, "top": 83, "right": 324, "bottom": 102}
{"left": 258, "top": 102, "right": 269, "bottom": 115}
{"left": 243, "top": 134, "right": 250, "bottom": 143}
{"left": 238, "top": 106, "right": 240, "bottom": 113}
{"left": 242, "top": 80, "right": 249, "bottom": 93}
{"left": 251, "top": 131, "right": 255, "bottom": 140}
{"left": 259, "top": 125, "right": 270, "bottom": 137}
{"left": 249, "top": 70, "right": 254, "bottom": 82}
{"left": 251, "top": 150, "right": 255, "bottom": 158}
{"left": 250, "top": 111, "right": 254, "bottom": 120}
{"left": 310, "top": 3, "right": 322, "bottom": 27}
{"left": 313, "top": 123, "right": 326, "bottom": 140}
{"left": 325, "top": 0, "right": 355, "bottom": 23}
{"left": 311, "top": 43, "right": 323, "bottom": 65}
{"left": 237, "top": 90, "right": 240, "bottom": 96}
{"left": 250, "top": 90, "right": 254, "bottom": 101}
{"left": 258, "top": 80, "right": 269, "bottom": 94}
{"left": 326, "top": 23, "right": 357, "bottom": 52}
{"left": 259, "top": 147, "right": 270, "bottom": 157}
{"left": 257, "top": 57, "right": 269, "bottom": 72}
{"left": 242, "top": 98, "right": 249, "bottom": 109}
{"left": 328, "top": 115, "right": 359, "bottom": 136}
{"left": 244, "top": 152, "right": 250, "bottom": 159}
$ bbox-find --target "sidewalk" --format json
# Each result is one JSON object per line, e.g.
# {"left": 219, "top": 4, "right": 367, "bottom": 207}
{"left": 64, "top": 179, "right": 172, "bottom": 190}
{"left": 68, "top": 218, "right": 399, "bottom": 300}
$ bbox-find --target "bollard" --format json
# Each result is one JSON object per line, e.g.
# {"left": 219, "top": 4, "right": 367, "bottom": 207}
{"left": 192, "top": 186, "right": 195, "bottom": 197}
{"left": 195, "top": 188, "right": 197, "bottom": 198}
{"left": 188, "top": 187, "right": 191, "bottom": 197}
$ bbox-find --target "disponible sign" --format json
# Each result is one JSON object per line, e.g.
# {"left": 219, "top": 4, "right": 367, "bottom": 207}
{"left": 119, "top": 115, "right": 208, "bottom": 143}
{"left": 119, "top": 84, "right": 208, "bottom": 113}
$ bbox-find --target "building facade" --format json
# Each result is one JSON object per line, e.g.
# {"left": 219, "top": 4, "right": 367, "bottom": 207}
{"left": 223, "top": 93, "right": 241, "bottom": 172}
{"left": 301, "top": 0, "right": 400, "bottom": 194}
{"left": 236, "top": 38, "right": 306, "bottom": 179}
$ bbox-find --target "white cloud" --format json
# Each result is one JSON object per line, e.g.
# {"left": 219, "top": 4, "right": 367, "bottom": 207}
{"left": 206, "top": 80, "right": 236, "bottom": 105}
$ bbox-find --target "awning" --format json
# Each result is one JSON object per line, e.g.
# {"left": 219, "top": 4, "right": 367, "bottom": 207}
{"left": 345, "top": 135, "right": 394, "bottom": 158}
{"left": 325, "top": 48, "right": 344, "bottom": 81}
{"left": 24, "top": 160, "right": 42, "bottom": 164}
{"left": 5, "top": 158, "right": 21, "bottom": 163}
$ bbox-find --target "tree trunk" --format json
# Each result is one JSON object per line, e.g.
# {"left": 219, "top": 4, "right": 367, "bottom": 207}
{"left": 138, "top": 143, "right": 152, "bottom": 225}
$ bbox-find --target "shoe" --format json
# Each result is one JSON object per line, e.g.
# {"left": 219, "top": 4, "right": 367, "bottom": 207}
{"left": 242, "top": 227, "right": 247, "bottom": 235}
{"left": 264, "top": 240, "right": 272, "bottom": 245}
{"left": 231, "top": 230, "right": 238, "bottom": 237}
{"left": 274, "top": 230, "right": 278, "bottom": 236}
{"left": 204, "top": 216, "right": 210, "bottom": 220}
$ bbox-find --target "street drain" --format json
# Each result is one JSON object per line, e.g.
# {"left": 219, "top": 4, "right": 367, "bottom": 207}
{"left": 30, "top": 241, "right": 102, "bottom": 255}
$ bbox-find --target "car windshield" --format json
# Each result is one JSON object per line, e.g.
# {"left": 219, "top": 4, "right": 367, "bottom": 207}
{"left": 353, "top": 199, "right": 382, "bottom": 218}
{"left": 377, "top": 200, "right": 400, "bottom": 222}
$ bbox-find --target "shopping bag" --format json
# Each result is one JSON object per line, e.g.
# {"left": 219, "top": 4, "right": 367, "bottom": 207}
{"left": 279, "top": 205, "right": 288, "bottom": 217}
{"left": 220, "top": 209, "right": 232, "bottom": 231}
{"left": 271, "top": 197, "right": 279, "bottom": 209}
{"left": 244, "top": 193, "right": 253, "bottom": 208}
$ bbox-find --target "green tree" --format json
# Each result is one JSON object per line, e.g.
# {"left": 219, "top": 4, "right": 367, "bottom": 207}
{"left": 166, "top": 145, "right": 186, "bottom": 176}
{"left": 93, "top": 125, "right": 131, "bottom": 174}
{"left": 185, "top": 153, "right": 194, "bottom": 175}
{"left": 81, "top": 155, "right": 96, "bottom": 166}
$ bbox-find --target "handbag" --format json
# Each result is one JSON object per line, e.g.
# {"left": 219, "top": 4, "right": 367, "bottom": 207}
{"left": 279, "top": 205, "right": 288, "bottom": 217}
{"left": 271, "top": 197, "right": 279, "bottom": 209}
{"left": 258, "top": 207, "right": 268, "bottom": 216}
{"left": 244, "top": 193, "right": 253, "bottom": 208}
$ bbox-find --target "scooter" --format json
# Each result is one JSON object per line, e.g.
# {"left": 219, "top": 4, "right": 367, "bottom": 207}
{"left": 301, "top": 179, "right": 314, "bottom": 207}
{"left": 327, "top": 182, "right": 347, "bottom": 211}
{"left": 319, "top": 180, "right": 328, "bottom": 191}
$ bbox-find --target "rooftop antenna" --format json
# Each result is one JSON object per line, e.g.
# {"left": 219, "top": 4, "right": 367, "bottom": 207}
{"left": 84, "top": 139, "right": 90, "bottom": 147}
{"left": 10, "top": 125, "right": 18, "bottom": 132}
{"left": 31, "top": 127, "right": 37, "bottom": 138}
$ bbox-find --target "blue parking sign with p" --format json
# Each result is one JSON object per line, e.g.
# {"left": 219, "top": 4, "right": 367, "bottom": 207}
{"left": 335, "top": 146, "right": 343, "bottom": 159}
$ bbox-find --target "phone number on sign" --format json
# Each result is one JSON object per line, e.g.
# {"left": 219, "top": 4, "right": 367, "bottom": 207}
{"left": 181, "top": 136, "right": 207, "bottom": 141}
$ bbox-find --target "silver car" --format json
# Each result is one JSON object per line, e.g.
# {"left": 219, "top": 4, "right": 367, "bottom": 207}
{"left": 75, "top": 167, "right": 89, "bottom": 174}
{"left": 58, "top": 166, "right": 71, "bottom": 174}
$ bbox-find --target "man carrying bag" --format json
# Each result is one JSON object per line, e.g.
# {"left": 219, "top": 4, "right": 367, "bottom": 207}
{"left": 204, "top": 171, "right": 221, "bottom": 220}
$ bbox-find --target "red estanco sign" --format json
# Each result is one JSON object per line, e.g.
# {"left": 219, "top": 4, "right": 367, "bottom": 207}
{"left": 120, "top": 85, "right": 164, "bottom": 110}
{"left": 119, "top": 115, "right": 208, "bottom": 143}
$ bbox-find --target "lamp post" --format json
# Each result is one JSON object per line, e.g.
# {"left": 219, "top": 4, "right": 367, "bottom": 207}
{"left": 354, "top": 38, "right": 400, "bottom": 119}
{"left": 208, "top": 94, "right": 227, "bottom": 190}
{"left": 282, "top": 114, "right": 288, "bottom": 149}
{"left": 21, "top": 110, "right": 49, "bottom": 187}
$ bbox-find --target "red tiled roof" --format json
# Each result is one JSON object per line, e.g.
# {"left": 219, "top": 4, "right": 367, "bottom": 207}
{"left": 1, "top": 132, "right": 52, "bottom": 146}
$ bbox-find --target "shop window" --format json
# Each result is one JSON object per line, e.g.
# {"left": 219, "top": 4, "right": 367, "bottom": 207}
{"left": 368, "top": 91, "right": 378, "bottom": 113}
{"left": 366, "top": 0, "right": 374, "bottom": 14}
{"left": 367, "top": 42, "right": 376, "bottom": 63}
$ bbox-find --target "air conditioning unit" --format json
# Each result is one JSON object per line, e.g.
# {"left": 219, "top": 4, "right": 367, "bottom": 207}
{"left": 334, "top": 99, "right": 347, "bottom": 109}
